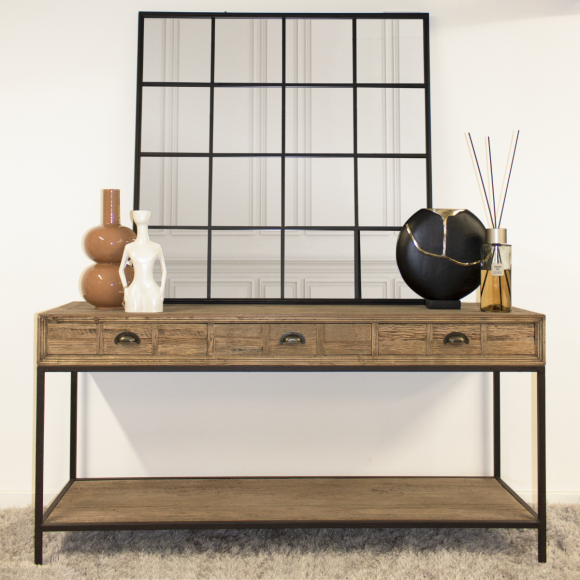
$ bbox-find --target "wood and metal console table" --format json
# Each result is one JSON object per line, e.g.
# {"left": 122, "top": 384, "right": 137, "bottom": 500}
{"left": 34, "top": 302, "right": 546, "bottom": 564}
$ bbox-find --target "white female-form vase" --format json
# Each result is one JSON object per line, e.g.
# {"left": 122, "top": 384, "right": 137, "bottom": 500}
{"left": 119, "top": 211, "right": 167, "bottom": 313}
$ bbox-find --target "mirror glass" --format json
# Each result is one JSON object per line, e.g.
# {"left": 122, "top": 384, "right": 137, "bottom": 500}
{"left": 212, "top": 157, "right": 281, "bottom": 227}
{"left": 215, "top": 19, "right": 282, "bottom": 83}
{"left": 286, "top": 19, "right": 352, "bottom": 83}
{"left": 211, "top": 231, "right": 281, "bottom": 298}
{"left": 285, "top": 158, "right": 354, "bottom": 227}
{"left": 356, "top": 19, "right": 424, "bottom": 84}
{"left": 358, "top": 158, "right": 427, "bottom": 227}
{"left": 213, "top": 88, "right": 281, "bottom": 153}
{"left": 136, "top": 13, "right": 431, "bottom": 302}
{"left": 150, "top": 231, "right": 208, "bottom": 298}
{"left": 141, "top": 88, "right": 210, "bottom": 153}
{"left": 143, "top": 18, "right": 212, "bottom": 83}
{"left": 285, "top": 232, "right": 355, "bottom": 299}
{"left": 357, "top": 88, "right": 426, "bottom": 154}
{"left": 140, "top": 157, "right": 209, "bottom": 227}
{"left": 360, "top": 231, "right": 421, "bottom": 299}
{"left": 286, "top": 88, "right": 353, "bottom": 154}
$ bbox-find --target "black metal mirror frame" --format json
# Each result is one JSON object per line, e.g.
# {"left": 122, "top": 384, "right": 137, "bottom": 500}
{"left": 134, "top": 11, "right": 432, "bottom": 304}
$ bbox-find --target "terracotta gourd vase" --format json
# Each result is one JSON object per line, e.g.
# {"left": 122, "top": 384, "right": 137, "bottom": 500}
{"left": 80, "top": 189, "right": 136, "bottom": 309}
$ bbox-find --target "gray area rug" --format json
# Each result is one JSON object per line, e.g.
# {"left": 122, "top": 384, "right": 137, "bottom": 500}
{"left": 1, "top": 505, "right": 580, "bottom": 579}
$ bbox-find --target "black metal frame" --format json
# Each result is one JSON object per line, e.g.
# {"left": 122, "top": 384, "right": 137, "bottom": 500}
{"left": 134, "top": 12, "right": 432, "bottom": 303}
{"left": 34, "top": 365, "right": 547, "bottom": 565}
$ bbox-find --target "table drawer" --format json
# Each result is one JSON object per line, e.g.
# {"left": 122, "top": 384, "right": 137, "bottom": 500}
{"left": 267, "top": 324, "right": 317, "bottom": 356}
{"left": 103, "top": 324, "right": 153, "bottom": 356}
{"left": 432, "top": 325, "right": 482, "bottom": 356}
{"left": 378, "top": 324, "right": 428, "bottom": 356}
{"left": 486, "top": 324, "right": 536, "bottom": 356}
{"left": 215, "top": 324, "right": 265, "bottom": 356}
{"left": 378, "top": 324, "right": 482, "bottom": 357}
{"left": 158, "top": 324, "right": 208, "bottom": 357}
{"left": 320, "top": 324, "right": 372, "bottom": 355}
{"left": 46, "top": 323, "right": 98, "bottom": 355}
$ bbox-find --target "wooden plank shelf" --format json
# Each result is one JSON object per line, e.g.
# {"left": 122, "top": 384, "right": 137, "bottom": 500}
{"left": 43, "top": 477, "right": 537, "bottom": 528}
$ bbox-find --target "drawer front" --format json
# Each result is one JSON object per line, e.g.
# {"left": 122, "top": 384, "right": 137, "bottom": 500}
{"left": 267, "top": 325, "right": 317, "bottom": 357}
{"left": 486, "top": 324, "right": 536, "bottom": 356}
{"left": 215, "top": 324, "right": 264, "bottom": 356}
{"left": 432, "top": 325, "right": 481, "bottom": 356}
{"left": 378, "top": 324, "right": 428, "bottom": 356}
{"left": 158, "top": 324, "right": 208, "bottom": 357}
{"left": 103, "top": 324, "right": 153, "bottom": 356}
{"left": 46, "top": 323, "right": 98, "bottom": 355}
{"left": 321, "top": 324, "right": 371, "bottom": 355}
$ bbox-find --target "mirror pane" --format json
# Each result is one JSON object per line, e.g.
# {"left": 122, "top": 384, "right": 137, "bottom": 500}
{"left": 358, "top": 158, "right": 427, "bottom": 227}
{"left": 286, "top": 19, "right": 352, "bottom": 84}
{"left": 141, "top": 87, "right": 210, "bottom": 153}
{"left": 212, "top": 158, "right": 281, "bottom": 227}
{"left": 357, "top": 88, "right": 425, "bottom": 154}
{"left": 211, "top": 231, "right": 281, "bottom": 298}
{"left": 140, "top": 157, "right": 209, "bottom": 227}
{"left": 356, "top": 19, "right": 424, "bottom": 84}
{"left": 150, "top": 229, "right": 208, "bottom": 298}
{"left": 286, "top": 88, "right": 353, "bottom": 153}
{"left": 215, "top": 19, "right": 282, "bottom": 83}
{"left": 213, "top": 88, "right": 281, "bottom": 153}
{"left": 285, "top": 232, "right": 354, "bottom": 298}
{"left": 285, "top": 158, "right": 354, "bottom": 227}
{"left": 360, "top": 231, "right": 420, "bottom": 299}
{"left": 143, "top": 18, "right": 212, "bottom": 83}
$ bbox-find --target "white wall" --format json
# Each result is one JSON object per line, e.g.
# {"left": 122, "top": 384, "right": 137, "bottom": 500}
{"left": 1, "top": 0, "right": 579, "bottom": 507}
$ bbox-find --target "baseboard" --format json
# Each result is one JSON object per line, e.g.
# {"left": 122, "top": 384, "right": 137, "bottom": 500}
{"left": 1, "top": 490, "right": 579, "bottom": 509}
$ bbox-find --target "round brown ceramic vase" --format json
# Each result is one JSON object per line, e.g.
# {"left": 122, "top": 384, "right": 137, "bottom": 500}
{"left": 80, "top": 189, "right": 136, "bottom": 309}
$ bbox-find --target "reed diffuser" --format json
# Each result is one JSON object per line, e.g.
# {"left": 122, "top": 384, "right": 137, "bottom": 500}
{"left": 465, "top": 131, "right": 519, "bottom": 312}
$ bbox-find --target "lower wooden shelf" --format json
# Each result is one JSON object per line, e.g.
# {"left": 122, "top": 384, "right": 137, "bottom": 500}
{"left": 43, "top": 477, "right": 538, "bottom": 529}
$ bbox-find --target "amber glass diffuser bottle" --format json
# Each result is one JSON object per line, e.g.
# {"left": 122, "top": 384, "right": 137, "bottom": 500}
{"left": 480, "top": 228, "right": 511, "bottom": 312}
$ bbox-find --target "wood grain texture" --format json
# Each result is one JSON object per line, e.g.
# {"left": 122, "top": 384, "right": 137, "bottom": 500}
{"left": 214, "top": 324, "right": 264, "bottom": 356}
{"left": 102, "top": 324, "right": 153, "bottom": 356}
{"left": 267, "top": 325, "right": 317, "bottom": 357}
{"left": 320, "top": 324, "right": 371, "bottom": 355}
{"left": 378, "top": 324, "right": 428, "bottom": 355}
{"left": 432, "top": 325, "right": 482, "bottom": 356}
{"left": 44, "top": 477, "right": 536, "bottom": 525}
{"left": 158, "top": 324, "right": 208, "bottom": 357}
{"left": 46, "top": 323, "right": 98, "bottom": 355}
{"left": 486, "top": 324, "right": 536, "bottom": 356}
{"left": 38, "top": 302, "right": 546, "bottom": 367}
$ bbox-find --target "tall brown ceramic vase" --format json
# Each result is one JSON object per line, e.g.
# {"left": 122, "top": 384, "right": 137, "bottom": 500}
{"left": 80, "top": 189, "right": 136, "bottom": 309}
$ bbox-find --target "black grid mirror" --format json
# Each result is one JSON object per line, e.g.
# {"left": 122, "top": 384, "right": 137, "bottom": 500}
{"left": 134, "top": 12, "right": 432, "bottom": 303}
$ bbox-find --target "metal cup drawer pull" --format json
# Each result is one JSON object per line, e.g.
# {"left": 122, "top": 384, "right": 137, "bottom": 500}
{"left": 280, "top": 331, "right": 306, "bottom": 345}
{"left": 443, "top": 332, "right": 470, "bottom": 346}
{"left": 114, "top": 331, "right": 141, "bottom": 345}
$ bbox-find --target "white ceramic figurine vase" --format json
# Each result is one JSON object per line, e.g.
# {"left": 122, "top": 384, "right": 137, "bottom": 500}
{"left": 119, "top": 211, "right": 167, "bottom": 313}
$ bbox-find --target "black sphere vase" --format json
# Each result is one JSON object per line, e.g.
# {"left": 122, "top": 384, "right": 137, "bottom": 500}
{"left": 396, "top": 209, "right": 486, "bottom": 309}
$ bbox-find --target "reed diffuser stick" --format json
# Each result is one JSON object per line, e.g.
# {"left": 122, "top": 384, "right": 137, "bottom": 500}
{"left": 464, "top": 134, "right": 492, "bottom": 227}
{"left": 487, "top": 137, "right": 497, "bottom": 227}
{"left": 498, "top": 130, "right": 519, "bottom": 227}
{"left": 467, "top": 133, "right": 494, "bottom": 226}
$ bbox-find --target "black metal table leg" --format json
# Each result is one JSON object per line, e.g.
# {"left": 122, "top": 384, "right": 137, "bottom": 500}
{"left": 493, "top": 371, "right": 500, "bottom": 478}
{"left": 70, "top": 372, "right": 78, "bottom": 480}
{"left": 536, "top": 368, "right": 547, "bottom": 563}
{"left": 34, "top": 369, "right": 45, "bottom": 565}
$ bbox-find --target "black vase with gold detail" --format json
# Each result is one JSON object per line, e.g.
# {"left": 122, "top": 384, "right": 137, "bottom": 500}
{"left": 396, "top": 208, "right": 486, "bottom": 309}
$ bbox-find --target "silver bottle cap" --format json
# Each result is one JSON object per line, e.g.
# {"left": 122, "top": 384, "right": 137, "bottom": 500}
{"left": 485, "top": 228, "right": 507, "bottom": 244}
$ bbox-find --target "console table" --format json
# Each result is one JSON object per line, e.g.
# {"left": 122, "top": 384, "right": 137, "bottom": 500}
{"left": 34, "top": 301, "right": 546, "bottom": 564}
